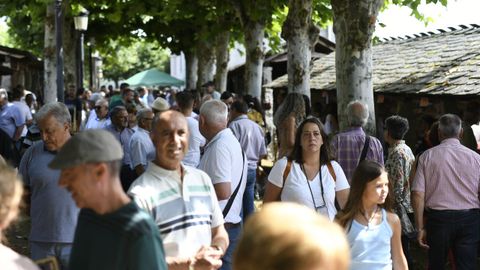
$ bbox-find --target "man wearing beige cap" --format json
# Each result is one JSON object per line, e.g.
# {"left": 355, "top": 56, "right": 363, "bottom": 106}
{"left": 50, "top": 129, "right": 167, "bottom": 270}
{"left": 151, "top": 97, "right": 170, "bottom": 115}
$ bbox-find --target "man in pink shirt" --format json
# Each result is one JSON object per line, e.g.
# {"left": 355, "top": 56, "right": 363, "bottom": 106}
{"left": 412, "top": 114, "right": 480, "bottom": 270}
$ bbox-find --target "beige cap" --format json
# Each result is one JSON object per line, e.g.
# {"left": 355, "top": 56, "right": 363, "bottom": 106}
{"left": 151, "top": 97, "right": 170, "bottom": 112}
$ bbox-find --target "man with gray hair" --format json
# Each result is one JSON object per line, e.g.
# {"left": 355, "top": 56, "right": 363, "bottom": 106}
{"left": 19, "top": 102, "right": 79, "bottom": 269}
{"left": 412, "top": 114, "right": 480, "bottom": 270}
{"left": 83, "top": 98, "right": 111, "bottom": 130}
{"left": 129, "top": 108, "right": 155, "bottom": 176}
{"left": 330, "top": 100, "right": 384, "bottom": 183}
{"left": 198, "top": 99, "right": 247, "bottom": 270}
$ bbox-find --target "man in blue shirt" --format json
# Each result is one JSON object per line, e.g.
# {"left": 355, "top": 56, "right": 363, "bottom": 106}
{"left": 19, "top": 102, "right": 79, "bottom": 270}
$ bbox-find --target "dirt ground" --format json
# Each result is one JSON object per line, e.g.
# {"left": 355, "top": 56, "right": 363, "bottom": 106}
{"left": 4, "top": 214, "right": 30, "bottom": 257}
{"left": 2, "top": 213, "right": 461, "bottom": 270}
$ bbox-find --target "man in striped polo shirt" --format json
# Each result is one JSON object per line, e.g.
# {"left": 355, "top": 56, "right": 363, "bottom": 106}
{"left": 129, "top": 110, "right": 229, "bottom": 270}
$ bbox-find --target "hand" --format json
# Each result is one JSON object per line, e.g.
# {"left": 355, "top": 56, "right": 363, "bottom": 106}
{"left": 417, "top": 229, "right": 429, "bottom": 249}
{"left": 191, "top": 246, "right": 223, "bottom": 270}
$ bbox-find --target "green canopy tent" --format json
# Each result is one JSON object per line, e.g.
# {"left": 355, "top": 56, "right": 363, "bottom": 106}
{"left": 124, "top": 68, "right": 184, "bottom": 87}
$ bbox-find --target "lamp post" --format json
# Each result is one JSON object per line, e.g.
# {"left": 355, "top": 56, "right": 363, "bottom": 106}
{"left": 55, "top": 0, "right": 64, "bottom": 102}
{"left": 74, "top": 11, "right": 88, "bottom": 90}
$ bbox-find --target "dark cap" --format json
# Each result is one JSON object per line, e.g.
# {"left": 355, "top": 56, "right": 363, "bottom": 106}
{"left": 202, "top": 81, "right": 214, "bottom": 87}
{"left": 49, "top": 129, "right": 123, "bottom": 170}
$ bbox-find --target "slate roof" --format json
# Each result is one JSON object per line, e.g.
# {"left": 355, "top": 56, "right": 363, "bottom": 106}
{"left": 265, "top": 24, "right": 480, "bottom": 96}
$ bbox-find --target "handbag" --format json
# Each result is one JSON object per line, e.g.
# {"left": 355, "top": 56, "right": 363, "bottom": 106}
{"left": 395, "top": 203, "right": 416, "bottom": 237}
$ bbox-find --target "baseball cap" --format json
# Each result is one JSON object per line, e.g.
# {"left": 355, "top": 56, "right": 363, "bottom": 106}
{"left": 89, "top": 92, "right": 103, "bottom": 103}
{"left": 151, "top": 97, "right": 170, "bottom": 112}
{"left": 202, "top": 81, "right": 214, "bottom": 87}
{"left": 49, "top": 129, "right": 123, "bottom": 170}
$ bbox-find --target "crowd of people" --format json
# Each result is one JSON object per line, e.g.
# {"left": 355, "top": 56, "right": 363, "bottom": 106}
{"left": 0, "top": 82, "right": 479, "bottom": 270}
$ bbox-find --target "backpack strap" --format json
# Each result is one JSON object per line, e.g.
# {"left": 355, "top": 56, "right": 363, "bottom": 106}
{"left": 282, "top": 159, "right": 292, "bottom": 186}
{"left": 275, "top": 159, "right": 292, "bottom": 201}
{"left": 326, "top": 161, "right": 336, "bottom": 182}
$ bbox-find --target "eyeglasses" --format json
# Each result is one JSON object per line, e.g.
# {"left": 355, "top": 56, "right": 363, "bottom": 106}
{"left": 94, "top": 106, "right": 104, "bottom": 110}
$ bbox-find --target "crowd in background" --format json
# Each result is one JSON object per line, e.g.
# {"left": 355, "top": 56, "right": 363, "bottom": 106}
{"left": 0, "top": 82, "right": 479, "bottom": 270}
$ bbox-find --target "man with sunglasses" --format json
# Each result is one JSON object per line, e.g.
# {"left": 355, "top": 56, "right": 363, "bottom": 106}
{"left": 84, "top": 99, "right": 111, "bottom": 130}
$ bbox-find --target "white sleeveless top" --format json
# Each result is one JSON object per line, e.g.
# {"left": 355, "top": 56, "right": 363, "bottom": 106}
{"left": 347, "top": 208, "right": 393, "bottom": 270}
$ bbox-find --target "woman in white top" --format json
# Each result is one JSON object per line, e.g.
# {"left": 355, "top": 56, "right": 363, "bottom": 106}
{"left": 0, "top": 162, "right": 39, "bottom": 270}
{"left": 264, "top": 117, "right": 350, "bottom": 220}
{"left": 336, "top": 160, "right": 407, "bottom": 270}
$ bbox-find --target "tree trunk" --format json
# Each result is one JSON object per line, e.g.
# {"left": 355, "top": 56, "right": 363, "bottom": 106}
{"left": 244, "top": 21, "right": 265, "bottom": 98}
{"left": 44, "top": 3, "right": 57, "bottom": 104}
{"left": 215, "top": 30, "right": 230, "bottom": 93}
{"left": 63, "top": 13, "right": 76, "bottom": 90}
{"left": 185, "top": 50, "right": 198, "bottom": 90}
{"left": 332, "top": 0, "right": 383, "bottom": 134}
{"left": 282, "top": 0, "right": 319, "bottom": 98}
{"left": 196, "top": 38, "right": 215, "bottom": 91}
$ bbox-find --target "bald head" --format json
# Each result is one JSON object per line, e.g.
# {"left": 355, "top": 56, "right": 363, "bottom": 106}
{"left": 151, "top": 110, "right": 189, "bottom": 170}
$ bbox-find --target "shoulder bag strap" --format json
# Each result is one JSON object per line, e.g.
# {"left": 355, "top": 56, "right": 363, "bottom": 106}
{"left": 359, "top": 135, "right": 371, "bottom": 164}
{"left": 222, "top": 151, "right": 246, "bottom": 218}
{"left": 282, "top": 159, "right": 293, "bottom": 186}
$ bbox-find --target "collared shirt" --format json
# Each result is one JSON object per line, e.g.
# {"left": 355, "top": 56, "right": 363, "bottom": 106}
{"left": 84, "top": 110, "right": 111, "bottom": 130}
{"left": 199, "top": 128, "right": 247, "bottom": 224}
{"left": 385, "top": 140, "right": 415, "bottom": 212}
{"left": 128, "top": 162, "right": 223, "bottom": 258}
{"left": 211, "top": 91, "right": 221, "bottom": 100}
{"left": 331, "top": 127, "right": 384, "bottom": 182}
{"left": 129, "top": 127, "right": 155, "bottom": 169}
{"left": 0, "top": 103, "right": 25, "bottom": 139}
{"left": 104, "top": 124, "right": 135, "bottom": 166}
{"left": 412, "top": 138, "right": 480, "bottom": 210}
{"left": 183, "top": 116, "right": 205, "bottom": 168}
{"left": 228, "top": 115, "right": 266, "bottom": 169}
{"left": 12, "top": 101, "right": 32, "bottom": 137}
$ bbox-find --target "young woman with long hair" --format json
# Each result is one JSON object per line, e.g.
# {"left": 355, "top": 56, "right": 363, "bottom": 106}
{"left": 336, "top": 160, "right": 408, "bottom": 270}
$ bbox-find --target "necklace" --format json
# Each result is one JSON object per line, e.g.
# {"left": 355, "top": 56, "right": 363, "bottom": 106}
{"left": 360, "top": 205, "right": 378, "bottom": 230}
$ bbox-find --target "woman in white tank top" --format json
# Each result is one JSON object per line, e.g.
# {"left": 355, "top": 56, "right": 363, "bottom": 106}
{"left": 336, "top": 161, "right": 408, "bottom": 270}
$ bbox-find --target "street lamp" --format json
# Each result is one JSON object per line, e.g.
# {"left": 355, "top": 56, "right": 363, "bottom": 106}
{"left": 55, "top": 0, "right": 64, "bottom": 102}
{"left": 74, "top": 11, "right": 88, "bottom": 90}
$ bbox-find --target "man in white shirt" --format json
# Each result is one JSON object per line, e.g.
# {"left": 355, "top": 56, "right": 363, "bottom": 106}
{"left": 11, "top": 85, "right": 32, "bottom": 138}
{"left": 0, "top": 89, "right": 25, "bottom": 143}
{"left": 176, "top": 91, "right": 206, "bottom": 167}
{"left": 84, "top": 99, "right": 111, "bottom": 130}
{"left": 198, "top": 100, "right": 247, "bottom": 270}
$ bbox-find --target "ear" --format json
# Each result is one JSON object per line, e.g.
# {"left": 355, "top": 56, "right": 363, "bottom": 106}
{"left": 64, "top": 122, "right": 70, "bottom": 132}
{"left": 90, "top": 163, "right": 108, "bottom": 182}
